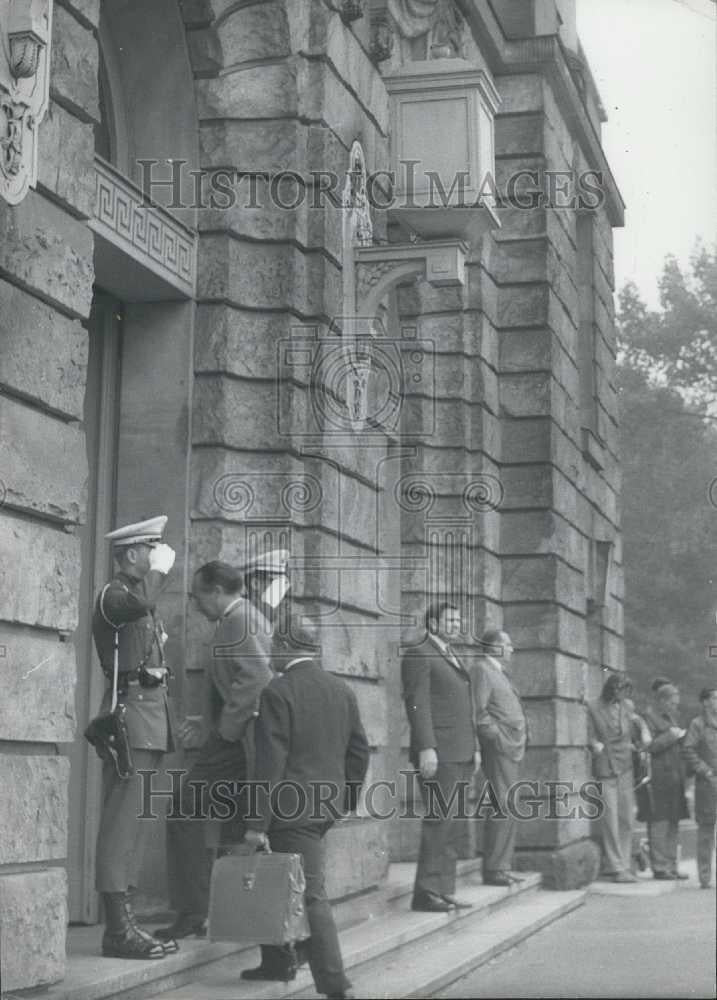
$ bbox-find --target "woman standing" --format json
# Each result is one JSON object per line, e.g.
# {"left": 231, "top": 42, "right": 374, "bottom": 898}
{"left": 644, "top": 680, "right": 689, "bottom": 880}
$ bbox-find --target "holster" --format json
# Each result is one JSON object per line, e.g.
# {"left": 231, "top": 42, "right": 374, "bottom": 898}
{"left": 84, "top": 703, "right": 134, "bottom": 779}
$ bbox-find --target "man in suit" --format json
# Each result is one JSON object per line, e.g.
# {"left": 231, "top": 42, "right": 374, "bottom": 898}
{"left": 401, "top": 602, "right": 481, "bottom": 912}
{"left": 92, "top": 515, "right": 176, "bottom": 960}
{"left": 243, "top": 614, "right": 369, "bottom": 999}
{"left": 157, "top": 555, "right": 286, "bottom": 940}
{"left": 473, "top": 629, "right": 528, "bottom": 886}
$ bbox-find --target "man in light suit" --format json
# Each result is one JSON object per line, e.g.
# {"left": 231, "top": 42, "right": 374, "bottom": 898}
{"left": 401, "top": 602, "right": 481, "bottom": 912}
{"left": 473, "top": 629, "right": 528, "bottom": 886}
{"left": 158, "top": 554, "right": 288, "bottom": 940}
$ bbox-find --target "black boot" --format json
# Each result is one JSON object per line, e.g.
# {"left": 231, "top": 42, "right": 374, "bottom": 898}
{"left": 124, "top": 894, "right": 178, "bottom": 955}
{"left": 241, "top": 944, "right": 297, "bottom": 982}
{"left": 101, "top": 892, "right": 165, "bottom": 960}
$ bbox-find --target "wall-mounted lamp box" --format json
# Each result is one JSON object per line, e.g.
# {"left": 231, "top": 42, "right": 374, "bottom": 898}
{"left": 385, "top": 59, "right": 501, "bottom": 242}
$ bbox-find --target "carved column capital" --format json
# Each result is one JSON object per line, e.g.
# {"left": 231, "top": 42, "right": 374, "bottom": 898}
{"left": 354, "top": 239, "right": 467, "bottom": 316}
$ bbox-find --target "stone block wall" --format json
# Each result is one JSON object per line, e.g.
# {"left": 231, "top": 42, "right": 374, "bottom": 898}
{"left": 492, "top": 68, "right": 623, "bottom": 878}
{"left": 0, "top": 1, "right": 97, "bottom": 988}
{"left": 183, "top": 0, "right": 396, "bottom": 896}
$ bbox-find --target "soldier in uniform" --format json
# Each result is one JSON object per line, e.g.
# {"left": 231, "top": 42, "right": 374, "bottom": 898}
{"left": 91, "top": 515, "right": 177, "bottom": 959}
{"left": 157, "top": 550, "right": 290, "bottom": 941}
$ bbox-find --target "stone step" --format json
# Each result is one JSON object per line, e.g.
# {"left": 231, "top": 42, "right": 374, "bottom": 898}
{"left": 48, "top": 859, "right": 479, "bottom": 1000}
{"left": 313, "top": 888, "right": 587, "bottom": 1000}
{"left": 138, "top": 872, "right": 578, "bottom": 1000}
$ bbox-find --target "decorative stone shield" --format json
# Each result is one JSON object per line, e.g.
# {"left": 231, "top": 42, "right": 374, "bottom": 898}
{"left": 0, "top": 0, "right": 53, "bottom": 205}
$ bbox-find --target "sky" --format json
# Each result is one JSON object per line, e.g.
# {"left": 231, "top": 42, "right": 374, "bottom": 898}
{"left": 576, "top": 0, "right": 717, "bottom": 308}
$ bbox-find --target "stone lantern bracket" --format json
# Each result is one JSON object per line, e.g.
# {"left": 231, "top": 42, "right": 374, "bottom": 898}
{"left": 354, "top": 238, "right": 468, "bottom": 318}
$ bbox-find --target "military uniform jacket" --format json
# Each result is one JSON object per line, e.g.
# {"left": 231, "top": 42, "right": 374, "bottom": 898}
{"left": 202, "top": 598, "right": 274, "bottom": 770}
{"left": 401, "top": 634, "right": 478, "bottom": 765}
{"left": 92, "top": 569, "right": 173, "bottom": 752}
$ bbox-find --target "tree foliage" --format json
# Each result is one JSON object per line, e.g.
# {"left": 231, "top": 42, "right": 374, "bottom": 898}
{"left": 617, "top": 245, "right": 717, "bottom": 719}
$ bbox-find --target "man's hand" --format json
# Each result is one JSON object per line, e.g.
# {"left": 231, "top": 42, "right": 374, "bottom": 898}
{"left": 590, "top": 740, "right": 605, "bottom": 755}
{"left": 669, "top": 726, "right": 686, "bottom": 740}
{"left": 419, "top": 747, "right": 438, "bottom": 779}
{"left": 149, "top": 543, "right": 176, "bottom": 575}
{"left": 473, "top": 750, "right": 482, "bottom": 773}
{"left": 244, "top": 830, "right": 270, "bottom": 852}
{"left": 177, "top": 716, "right": 205, "bottom": 749}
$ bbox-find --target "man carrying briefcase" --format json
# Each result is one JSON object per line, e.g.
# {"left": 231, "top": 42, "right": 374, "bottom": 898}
{"left": 242, "top": 614, "right": 370, "bottom": 999}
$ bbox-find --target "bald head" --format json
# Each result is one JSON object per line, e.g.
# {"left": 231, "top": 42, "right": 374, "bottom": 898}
{"left": 481, "top": 629, "right": 514, "bottom": 663}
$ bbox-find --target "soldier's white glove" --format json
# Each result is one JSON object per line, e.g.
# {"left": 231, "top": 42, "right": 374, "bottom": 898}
{"left": 149, "top": 543, "right": 176, "bottom": 574}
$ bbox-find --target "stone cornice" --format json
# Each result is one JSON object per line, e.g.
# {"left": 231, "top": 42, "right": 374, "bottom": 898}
{"left": 455, "top": 0, "right": 625, "bottom": 227}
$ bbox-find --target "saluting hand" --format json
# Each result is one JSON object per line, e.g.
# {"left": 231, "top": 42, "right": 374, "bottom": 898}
{"left": 149, "top": 543, "right": 176, "bottom": 575}
{"left": 419, "top": 747, "right": 438, "bottom": 779}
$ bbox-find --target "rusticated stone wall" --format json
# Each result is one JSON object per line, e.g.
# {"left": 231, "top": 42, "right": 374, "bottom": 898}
{"left": 182, "top": 0, "right": 397, "bottom": 897}
{"left": 0, "top": 0, "right": 98, "bottom": 989}
{"left": 493, "top": 70, "right": 623, "bottom": 880}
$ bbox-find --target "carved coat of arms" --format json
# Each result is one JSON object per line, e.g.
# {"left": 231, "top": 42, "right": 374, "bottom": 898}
{"left": 0, "top": 0, "right": 53, "bottom": 205}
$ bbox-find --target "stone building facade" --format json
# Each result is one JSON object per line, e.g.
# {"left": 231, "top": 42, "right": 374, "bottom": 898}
{"left": 0, "top": 0, "right": 624, "bottom": 990}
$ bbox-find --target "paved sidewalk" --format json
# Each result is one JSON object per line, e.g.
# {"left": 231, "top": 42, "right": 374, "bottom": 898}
{"left": 438, "top": 867, "right": 716, "bottom": 999}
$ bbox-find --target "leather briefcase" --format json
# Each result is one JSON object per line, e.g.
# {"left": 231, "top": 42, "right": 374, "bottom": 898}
{"left": 208, "top": 851, "right": 310, "bottom": 945}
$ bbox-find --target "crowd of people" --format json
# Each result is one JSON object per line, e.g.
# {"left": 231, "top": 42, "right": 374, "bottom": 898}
{"left": 587, "top": 673, "right": 717, "bottom": 887}
{"left": 86, "top": 514, "right": 717, "bottom": 1000}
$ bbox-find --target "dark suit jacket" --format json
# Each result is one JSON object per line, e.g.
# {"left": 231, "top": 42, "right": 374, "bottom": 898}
{"left": 401, "top": 634, "right": 477, "bottom": 764}
{"left": 203, "top": 599, "right": 273, "bottom": 768}
{"left": 247, "top": 659, "right": 370, "bottom": 831}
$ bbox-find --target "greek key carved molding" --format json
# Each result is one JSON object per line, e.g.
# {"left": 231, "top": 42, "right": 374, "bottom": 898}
{"left": 91, "top": 156, "right": 197, "bottom": 297}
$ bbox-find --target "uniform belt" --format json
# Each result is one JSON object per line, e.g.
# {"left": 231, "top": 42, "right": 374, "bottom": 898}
{"left": 105, "top": 669, "right": 167, "bottom": 690}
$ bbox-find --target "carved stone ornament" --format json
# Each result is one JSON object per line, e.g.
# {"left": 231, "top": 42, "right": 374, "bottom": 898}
{"left": 343, "top": 140, "right": 373, "bottom": 248}
{"left": 0, "top": 0, "right": 53, "bottom": 205}
{"left": 387, "top": 0, "right": 463, "bottom": 58}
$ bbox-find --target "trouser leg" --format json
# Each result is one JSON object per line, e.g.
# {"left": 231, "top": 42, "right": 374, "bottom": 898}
{"left": 648, "top": 818, "right": 675, "bottom": 874}
{"left": 166, "top": 735, "right": 246, "bottom": 916}
{"left": 481, "top": 752, "right": 520, "bottom": 875}
{"left": 697, "top": 822, "right": 715, "bottom": 886}
{"left": 598, "top": 777, "right": 623, "bottom": 874}
{"left": 270, "top": 824, "right": 350, "bottom": 997}
{"left": 96, "top": 749, "right": 162, "bottom": 893}
{"left": 414, "top": 761, "right": 472, "bottom": 897}
{"left": 616, "top": 770, "right": 635, "bottom": 873}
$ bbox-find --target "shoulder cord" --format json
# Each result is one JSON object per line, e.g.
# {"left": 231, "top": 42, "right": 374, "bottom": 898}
{"left": 99, "top": 584, "right": 126, "bottom": 713}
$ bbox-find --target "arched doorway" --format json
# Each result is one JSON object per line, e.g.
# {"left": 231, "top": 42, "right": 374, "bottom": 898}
{"left": 65, "top": 0, "right": 199, "bottom": 923}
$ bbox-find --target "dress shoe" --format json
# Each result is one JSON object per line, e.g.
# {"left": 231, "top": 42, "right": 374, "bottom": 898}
{"left": 155, "top": 913, "right": 206, "bottom": 941}
{"left": 326, "top": 992, "right": 355, "bottom": 999}
{"left": 441, "top": 894, "right": 473, "bottom": 909}
{"left": 241, "top": 964, "right": 297, "bottom": 983}
{"left": 411, "top": 890, "right": 455, "bottom": 912}
{"left": 483, "top": 872, "right": 513, "bottom": 887}
{"left": 669, "top": 870, "right": 689, "bottom": 880}
{"left": 653, "top": 871, "right": 673, "bottom": 881}
{"left": 612, "top": 871, "right": 638, "bottom": 883}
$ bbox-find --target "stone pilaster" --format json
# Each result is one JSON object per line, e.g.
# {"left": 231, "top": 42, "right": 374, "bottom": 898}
{"left": 0, "top": 1, "right": 96, "bottom": 986}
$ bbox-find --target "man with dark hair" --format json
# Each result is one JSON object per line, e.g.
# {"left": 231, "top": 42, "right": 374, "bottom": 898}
{"left": 682, "top": 687, "right": 717, "bottom": 888}
{"left": 157, "top": 556, "right": 278, "bottom": 941}
{"left": 402, "top": 603, "right": 481, "bottom": 912}
{"left": 242, "top": 613, "right": 369, "bottom": 999}
{"left": 473, "top": 629, "right": 527, "bottom": 886}
{"left": 587, "top": 672, "right": 638, "bottom": 882}
{"left": 92, "top": 515, "right": 176, "bottom": 960}
{"left": 643, "top": 680, "right": 689, "bottom": 880}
